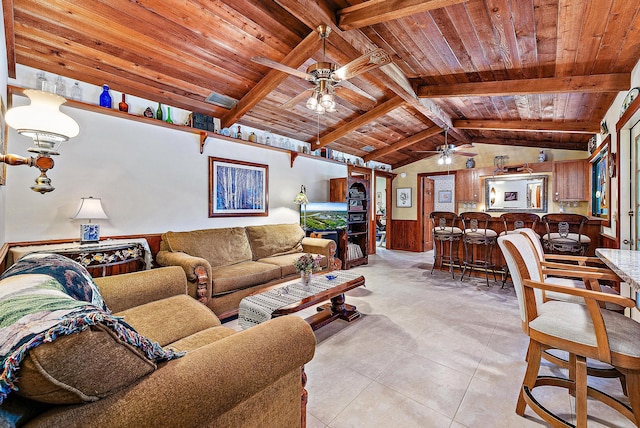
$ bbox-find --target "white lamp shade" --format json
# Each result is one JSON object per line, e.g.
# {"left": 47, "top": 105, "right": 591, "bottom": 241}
{"left": 72, "top": 197, "right": 109, "bottom": 220}
{"left": 6, "top": 89, "right": 79, "bottom": 142}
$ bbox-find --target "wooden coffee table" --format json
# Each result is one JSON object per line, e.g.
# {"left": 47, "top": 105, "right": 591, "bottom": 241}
{"left": 238, "top": 271, "right": 365, "bottom": 330}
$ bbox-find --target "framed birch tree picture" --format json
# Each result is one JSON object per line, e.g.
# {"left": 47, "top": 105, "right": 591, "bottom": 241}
{"left": 208, "top": 157, "right": 268, "bottom": 217}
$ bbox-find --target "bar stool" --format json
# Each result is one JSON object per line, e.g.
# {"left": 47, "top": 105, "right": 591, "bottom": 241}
{"left": 429, "top": 211, "right": 462, "bottom": 278}
{"left": 499, "top": 213, "right": 540, "bottom": 287}
{"left": 541, "top": 213, "right": 590, "bottom": 255}
{"left": 460, "top": 212, "right": 498, "bottom": 286}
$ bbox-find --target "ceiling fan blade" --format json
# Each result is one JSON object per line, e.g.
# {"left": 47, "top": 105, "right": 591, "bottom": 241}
{"left": 334, "top": 87, "right": 376, "bottom": 110}
{"left": 251, "top": 56, "right": 311, "bottom": 80}
{"left": 454, "top": 151, "right": 477, "bottom": 157}
{"left": 281, "top": 88, "right": 314, "bottom": 110}
{"left": 333, "top": 48, "right": 392, "bottom": 81}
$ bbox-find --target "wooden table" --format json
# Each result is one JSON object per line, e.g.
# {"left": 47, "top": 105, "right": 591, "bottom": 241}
{"left": 238, "top": 271, "right": 365, "bottom": 331}
{"left": 595, "top": 248, "right": 640, "bottom": 292}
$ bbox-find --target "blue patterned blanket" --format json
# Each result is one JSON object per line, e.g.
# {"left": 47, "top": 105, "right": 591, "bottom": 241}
{"left": 0, "top": 253, "right": 183, "bottom": 404}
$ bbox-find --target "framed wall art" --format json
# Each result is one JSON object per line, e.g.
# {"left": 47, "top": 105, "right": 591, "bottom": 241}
{"left": 396, "top": 187, "right": 412, "bottom": 207}
{"left": 590, "top": 140, "right": 609, "bottom": 226}
{"left": 438, "top": 190, "right": 452, "bottom": 203}
{"left": 208, "top": 157, "right": 268, "bottom": 217}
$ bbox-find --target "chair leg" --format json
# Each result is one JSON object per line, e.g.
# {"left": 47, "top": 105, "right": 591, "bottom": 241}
{"left": 575, "top": 355, "right": 588, "bottom": 428}
{"left": 518, "top": 340, "right": 541, "bottom": 416}
{"left": 623, "top": 370, "right": 640, "bottom": 426}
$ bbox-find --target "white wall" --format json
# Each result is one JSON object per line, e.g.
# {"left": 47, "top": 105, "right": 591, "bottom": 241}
{"left": 4, "top": 97, "right": 348, "bottom": 242}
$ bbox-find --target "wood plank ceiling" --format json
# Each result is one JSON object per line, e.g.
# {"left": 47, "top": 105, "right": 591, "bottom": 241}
{"left": 5, "top": 0, "right": 640, "bottom": 168}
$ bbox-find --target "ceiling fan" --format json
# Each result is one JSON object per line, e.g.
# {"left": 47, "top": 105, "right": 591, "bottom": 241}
{"left": 251, "top": 25, "right": 391, "bottom": 114}
{"left": 416, "top": 127, "right": 477, "bottom": 165}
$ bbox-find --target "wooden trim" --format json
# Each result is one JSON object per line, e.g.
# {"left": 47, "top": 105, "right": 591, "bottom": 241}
{"left": 453, "top": 119, "right": 599, "bottom": 134}
{"left": 2, "top": 0, "right": 15, "bottom": 78}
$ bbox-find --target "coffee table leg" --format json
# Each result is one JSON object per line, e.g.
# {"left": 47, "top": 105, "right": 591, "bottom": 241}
{"left": 316, "top": 293, "right": 361, "bottom": 322}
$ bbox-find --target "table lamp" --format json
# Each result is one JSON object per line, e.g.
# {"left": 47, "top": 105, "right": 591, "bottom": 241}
{"left": 71, "top": 197, "right": 109, "bottom": 243}
{"left": 293, "top": 185, "right": 309, "bottom": 229}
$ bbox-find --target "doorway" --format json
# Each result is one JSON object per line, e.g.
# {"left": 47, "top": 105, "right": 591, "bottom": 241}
{"left": 422, "top": 177, "right": 435, "bottom": 251}
{"left": 371, "top": 171, "right": 393, "bottom": 253}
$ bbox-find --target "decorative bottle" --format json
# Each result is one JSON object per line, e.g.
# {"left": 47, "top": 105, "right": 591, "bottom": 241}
{"left": 70, "top": 82, "right": 82, "bottom": 101}
{"left": 165, "top": 107, "right": 173, "bottom": 124}
{"left": 55, "top": 76, "right": 66, "bottom": 97}
{"left": 118, "top": 94, "right": 129, "bottom": 112}
{"left": 236, "top": 125, "right": 242, "bottom": 139}
{"left": 538, "top": 150, "right": 546, "bottom": 162}
{"left": 99, "top": 84, "right": 112, "bottom": 108}
{"left": 36, "top": 72, "right": 47, "bottom": 91}
{"left": 156, "top": 103, "right": 163, "bottom": 120}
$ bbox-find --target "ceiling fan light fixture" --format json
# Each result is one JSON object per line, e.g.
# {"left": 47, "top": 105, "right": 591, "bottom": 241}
{"left": 437, "top": 156, "right": 444, "bottom": 165}
{"left": 321, "top": 93, "right": 334, "bottom": 108}
{"left": 445, "top": 156, "right": 452, "bottom": 165}
{"left": 306, "top": 96, "right": 318, "bottom": 110}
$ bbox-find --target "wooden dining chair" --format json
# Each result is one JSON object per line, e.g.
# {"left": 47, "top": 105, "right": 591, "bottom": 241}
{"left": 498, "top": 233, "right": 640, "bottom": 427}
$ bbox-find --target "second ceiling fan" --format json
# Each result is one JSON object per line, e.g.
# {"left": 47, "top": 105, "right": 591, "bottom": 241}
{"left": 252, "top": 25, "right": 392, "bottom": 114}
{"left": 417, "top": 127, "right": 477, "bottom": 165}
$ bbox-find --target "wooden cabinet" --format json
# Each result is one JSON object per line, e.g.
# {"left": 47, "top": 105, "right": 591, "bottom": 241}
{"left": 330, "top": 172, "right": 370, "bottom": 269}
{"left": 553, "top": 159, "right": 589, "bottom": 201}
{"left": 455, "top": 169, "right": 480, "bottom": 202}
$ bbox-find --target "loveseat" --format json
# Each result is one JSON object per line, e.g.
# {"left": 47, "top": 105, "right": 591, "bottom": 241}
{"left": 0, "top": 255, "right": 316, "bottom": 427}
{"left": 156, "top": 223, "right": 338, "bottom": 318}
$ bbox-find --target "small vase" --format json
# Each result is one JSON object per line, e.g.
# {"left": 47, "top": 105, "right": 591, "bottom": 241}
{"left": 166, "top": 107, "right": 173, "bottom": 124}
{"left": 300, "top": 271, "right": 312, "bottom": 286}
{"left": 99, "top": 84, "right": 112, "bottom": 108}
{"left": 119, "top": 94, "right": 129, "bottom": 112}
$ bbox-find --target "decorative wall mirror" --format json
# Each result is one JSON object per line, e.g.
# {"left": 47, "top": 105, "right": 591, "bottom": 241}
{"left": 484, "top": 175, "right": 548, "bottom": 213}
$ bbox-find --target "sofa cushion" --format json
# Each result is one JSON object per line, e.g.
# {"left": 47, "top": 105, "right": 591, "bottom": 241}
{"left": 245, "top": 224, "right": 305, "bottom": 260}
{"left": 163, "top": 227, "right": 253, "bottom": 267}
{"left": 15, "top": 324, "right": 156, "bottom": 404}
{"left": 116, "top": 295, "right": 221, "bottom": 347}
{"left": 210, "top": 261, "right": 281, "bottom": 295}
{"left": 168, "top": 326, "right": 237, "bottom": 352}
{"left": 259, "top": 253, "right": 328, "bottom": 277}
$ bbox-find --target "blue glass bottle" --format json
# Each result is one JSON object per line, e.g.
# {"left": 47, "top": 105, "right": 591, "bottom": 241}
{"left": 99, "top": 84, "right": 112, "bottom": 108}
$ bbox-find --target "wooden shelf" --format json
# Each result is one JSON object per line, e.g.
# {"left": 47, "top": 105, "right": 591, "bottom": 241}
{"left": 8, "top": 85, "right": 354, "bottom": 168}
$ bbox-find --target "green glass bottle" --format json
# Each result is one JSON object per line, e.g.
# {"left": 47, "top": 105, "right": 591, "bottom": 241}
{"left": 156, "top": 103, "right": 163, "bottom": 121}
{"left": 166, "top": 107, "right": 173, "bottom": 124}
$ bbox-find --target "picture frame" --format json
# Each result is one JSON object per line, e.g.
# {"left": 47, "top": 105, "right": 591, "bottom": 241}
{"left": 504, "top": 191, "right": 518, "bottom": 202}
{"left": 438, "top": 190, "right": 452, "bottom": 204}
{"left": 589, "top": 136, "right": 610, "bottom": 227}
{"left": 396, "top": 187, "right": 412, "bottom": 207}
{"left": 208, "top": 157, "right": 268, "bottom": 217}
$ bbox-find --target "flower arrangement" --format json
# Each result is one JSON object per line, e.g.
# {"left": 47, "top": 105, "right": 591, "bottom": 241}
{"left": 293, "top": 253, "right": 322, "bottom": 273}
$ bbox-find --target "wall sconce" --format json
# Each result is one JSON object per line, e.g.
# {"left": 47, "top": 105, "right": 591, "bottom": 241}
{"left": 490, "top": 187, "right": 496, "bottom": 206}
{"left": 293, "top": 185, "right": 309, "bottom": 229}
{"left": 71, "top": 197, "right": 109, "bottom": 243}
{"left": 1, "top": 89, "right": 79, "bottom": 193}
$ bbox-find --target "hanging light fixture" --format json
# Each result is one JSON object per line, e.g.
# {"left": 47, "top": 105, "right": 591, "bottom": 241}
{"left": 1, "top": 89, "right": 79, "bottom": 193}
{"left": 305, "top": 26, "right": 337, "bottom": 115}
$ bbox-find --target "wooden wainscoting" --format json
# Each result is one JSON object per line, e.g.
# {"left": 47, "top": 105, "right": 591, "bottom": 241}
{"left": 388, "top": 219, "right": 422, "bottom": 252}
{"left": 600, "top": 233, "right": 619, "bottom": 249}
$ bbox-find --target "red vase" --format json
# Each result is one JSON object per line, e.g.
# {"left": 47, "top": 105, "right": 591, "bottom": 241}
{"left": 118, "top": 94, "right": 129, "bottom": 112}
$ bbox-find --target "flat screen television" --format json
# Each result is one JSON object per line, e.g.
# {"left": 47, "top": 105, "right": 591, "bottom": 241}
{"left": 303, "top": 202, "right": 347, "bottom": 231}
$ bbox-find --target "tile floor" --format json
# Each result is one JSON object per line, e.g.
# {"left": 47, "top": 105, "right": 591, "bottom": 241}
{"left": 225, "top": 248, "right": 635, "bottom": 427}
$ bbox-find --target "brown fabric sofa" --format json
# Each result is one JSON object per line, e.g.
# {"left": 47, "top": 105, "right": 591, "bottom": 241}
{"left": 156, "top": 223, "right": 338, "bottom": 318}
{"left": 0, "top": 266, "right": 316, "bottom": 427}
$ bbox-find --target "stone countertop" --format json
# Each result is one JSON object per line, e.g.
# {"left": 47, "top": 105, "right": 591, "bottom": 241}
{"left": 595, "top": 248, "right": 640, "bottom": 291}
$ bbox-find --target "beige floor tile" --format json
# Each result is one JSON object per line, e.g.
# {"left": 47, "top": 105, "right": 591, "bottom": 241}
{"left": 375, "top": 350, "right": 473, "bottom": 418}
{"left": 328, "top": 381, "right": 452, "bottom": 428}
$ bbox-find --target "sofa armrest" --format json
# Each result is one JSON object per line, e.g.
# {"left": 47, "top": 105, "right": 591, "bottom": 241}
{"left": 302, "top": 237, "right": 339, "bottom": 270}
{"left": 156, "top": 250, "right": 212, "bottom": 304}
{"left": 29, "top": 317, "right": 316, "bottom": 428}
{"left": 94, "top": 266, "right": 189, "bottom": 313}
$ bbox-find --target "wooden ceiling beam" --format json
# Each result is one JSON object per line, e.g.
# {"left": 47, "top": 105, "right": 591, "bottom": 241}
{"left": 2, "top": 0, "right": 16, "bottom": 78}
{"left": 417, "top": 74, "right": 630, "bottom": 98}
{"left": 363, "top": 126, "right": 442, "bottom": 162}
{"left": 338, "top": 0, "right": 468, "bottom": 30}
{"left": 473, "top": 138, "right": 587, "bottom": 151}
{"left": 221, "top": 30, "right": 319, "bottom": 128}
{"left": 314, "top": 96, "right": 405, "bottom": 149}
{"left": 454, "top": 119, "right": 599, "bottom": 134}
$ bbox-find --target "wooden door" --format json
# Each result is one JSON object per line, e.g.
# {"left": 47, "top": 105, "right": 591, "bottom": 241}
{"left": 423, "top": 177, "right": 435, "bottom": 251}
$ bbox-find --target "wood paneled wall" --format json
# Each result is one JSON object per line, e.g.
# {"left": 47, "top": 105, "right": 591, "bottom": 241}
{"left": 388, "top": 220, "right": 421, "bottom": 252}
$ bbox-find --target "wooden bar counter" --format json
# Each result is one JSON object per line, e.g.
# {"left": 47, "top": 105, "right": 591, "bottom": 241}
{"left": 433, "top": 214, "right": 603, "bottom": 279}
